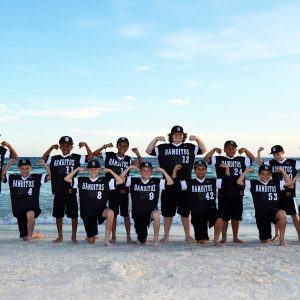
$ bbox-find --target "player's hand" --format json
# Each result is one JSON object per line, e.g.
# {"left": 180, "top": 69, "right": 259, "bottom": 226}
{"left": 189, "top": 135, "right": 198, "bottom": 141}
{"left": 78, "top": 142, "right": 87, "bottom": 148}
{"left": 131, "top": 147, "right": 140, "bottom": 155}
{"left": 52, "top": 144, "right": 59, "bottom": 150}
{"left": 173, "top": 163, "right": 182, "bottom": 171}
{"left": 8, "top": 158, "right": 16, "bottom": 165}
{"left": 238, "top": 148, "right": 246, "bottom": 155}
{"left": 130, "top": 164, "right": 138, "bottom": 170}
{"left": 214, "top": 148, "right": 222, "bottom": 154}
{"left": 276, "top": 167, "right": 285, "bottom": 173}
{"left": 103, "top": 168, "right": 111, "bottom": 173}
{"left": 156, "top": 136, "right": 166, "bottom": 142}
{"left": 219, "top": 163, "right": 229, "bottom": 169}
{"left": 245, "top": 168, "right": 254, "bottom": 173}
{"left": 258, "top": 147, "right": 264, "bottom": 152}
{"left": 38, "top": 159, "right": 46, "bottom": 166}
{"left": 105, "top": 143, "right": 114, "bottom": 148}
{"left": 1, "top": 141, "right": 10, "bottom": 147}
{"left": 78, "top": 167, "right": 86, "bottom": 173}
{"left": 155, "top": 167, "right": 164, "bottom": 173}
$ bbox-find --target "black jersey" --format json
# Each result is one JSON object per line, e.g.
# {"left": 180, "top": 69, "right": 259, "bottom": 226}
{"left": 0, "top": 147, "right": 9, "bottom": 193}
{"left": 74, "top": 176, "right": 114, "bottom": 218}
{"left": 47, "top": 154, "right": 87, "bottom": 195}
{"left": 247, "top": 179, "right": 282, "bottom": 217}
{"left": 5, "top": 174, "right": 47, "bottom": 217}
{"left": 126, "top": 177, "right": 165, "bottom": 218}
{"left": 210, "top": 155, "right": 251, "bottom": 197}
{"left": 150, "top": 143, "right": 202, "bottom": 180}
{"left": 265, "top": 159, "right": 299, "bottom": 196}
{"left": 181, "top": 178, "right": 222, "bottom": 215}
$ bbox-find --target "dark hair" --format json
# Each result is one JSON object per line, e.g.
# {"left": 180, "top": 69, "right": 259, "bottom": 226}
{"left": 168, "top": 132, "right": 188, "bottom": 143}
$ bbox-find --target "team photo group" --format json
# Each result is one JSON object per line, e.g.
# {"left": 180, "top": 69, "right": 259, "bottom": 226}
{"left": 1, "top": 125, "right": 299, "bottom": 248}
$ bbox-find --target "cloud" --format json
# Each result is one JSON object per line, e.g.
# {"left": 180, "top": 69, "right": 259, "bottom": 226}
{"left": 167, "top": 98, "right": 191, "bottom": 106}
{"left": 159, "top": 4, "right": 300, "bottom": 63}
{"left": 118, "top": 24, "right": 146, "bottom": 37}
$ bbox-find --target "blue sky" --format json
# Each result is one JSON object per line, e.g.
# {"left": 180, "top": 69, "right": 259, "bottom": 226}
{"left": 0, "top": 0, "right": 299, "bottom": 157}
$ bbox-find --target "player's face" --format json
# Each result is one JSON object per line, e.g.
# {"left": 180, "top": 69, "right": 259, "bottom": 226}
{"left": 172, "top": 132, "right": 184, "bottom": 144}
{"left": 194, "top": 166, "right": 207, "bottom": 179}
{"left": 224, "top": 145, "right": 237, "bottom": 158}
{"left": 88, "top": 168, "right": 100, "bottom": 179}
{"left": 140, "top": 167, "right": 152, "bottom": 180}
{"left": 19, "top": 165, "right": 32, "bottom": 177}
{"left": 60, "top": 143, "right": 73, "bottom": 155}
{"left": 273, "top": 151, "right": 284, "bottom": 161}
{"left": 117, "top": 142, "right": 129, "bottom": 156}
{"left": 259, "top": 170, "right": 271, "bottom": 182}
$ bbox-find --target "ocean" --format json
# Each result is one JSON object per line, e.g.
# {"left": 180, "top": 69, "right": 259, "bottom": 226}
{"left": 0, "top": 157, "right": 299, "bottom": 225}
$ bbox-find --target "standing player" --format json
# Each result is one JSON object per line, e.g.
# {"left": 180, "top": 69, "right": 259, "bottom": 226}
{"left": 146, "top": 125, "right": 207, "bottom": 242}
{"left": 204, "top": 140, "right": 255, "bottom": 243}
{"left": 93, "top": 137, "right": 143, "bottom": 243}
{"left": 237, "top": 165, "right": 292, "bottom": 246}
{"left": 120, "top": 162, "right": 173, "bottom": 246}
{"left": 0, "top": 138, "right": 18, "bottom": 194}
{"left": 64, "top": 159, "right": 123, "bottom": 247}
{"left": 257, "top": 146, "right": 300, "bottom": 241}
{"left": 1, "top": 158, "right": 51, "bottom": 241}
{"left": 42, "top": 136, "right": 93, "bottom": 243}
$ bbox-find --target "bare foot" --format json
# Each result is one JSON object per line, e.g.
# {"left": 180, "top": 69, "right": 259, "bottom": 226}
{"left": 52, "top": 237, "right": 63, "bottom": 243}
{"left": 279, "top": 240, "right": 288, "bottom": 247}
{"left": 270, "top": 236, "right": 279, "bottom": 242}
{"left": 160, "top": 236, "right": 170, "bottom": 243}
{"left": 233, "top": 238, "right": 244, "bottom": 243}
{"left": 22, "top": 236, "right": 29, "bottom": 241}
{"left": 153, "top": 240, "right": 160, "bottom": 247}
{"left": 110, "top": 237, "right": 116, "bottom": 243}
{"left": 196, "top": 240, "right": 205, "bottom": 245}
{"left": 87, "top": 237, "right": 96, "bottom": 244}
{"left": 213, "top": 240, "right": 223, "bottom": 247}
{"left": 127, "top": 237, "right": 134, "bottom": 244}
{"left": 32, "top": 231, "right": 44, "bottom": 239}
{"left": 220, "top": 237, "right": 227, "bottom": 243}
{"left": 185, "top": 236, "right": 196, "bottom": 243}
{"left": 104, "top": 240, "right": 113, "bottom": 248}
{"left": 71, "top": 236, "right": 78, "bottom": 244}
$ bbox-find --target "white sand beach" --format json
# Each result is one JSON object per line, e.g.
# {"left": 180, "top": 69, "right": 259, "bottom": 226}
{"left": 0, "top": 224, "right": 299, "bottom": 300}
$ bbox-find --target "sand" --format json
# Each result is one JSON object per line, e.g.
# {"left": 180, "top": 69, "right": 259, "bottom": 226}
{"left": 0, "top": 224, "right": 299, "bottom": 300}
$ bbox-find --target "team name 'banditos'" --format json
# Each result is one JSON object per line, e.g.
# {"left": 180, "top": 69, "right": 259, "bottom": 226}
{"left": 221, "top": 160, "right": 242, "bottom": 168}
{"left": 81, "top": 183, "right": 105, "bottom": 191}
{"left": 108, "top": 158, "right": 130, "bottom": 168}
{"left": 12, "top": 180, "right": 34, "bottom": 188}
{"left": 192, "top": 184, "right": 213, "bottom": 193}
{"left": 255, "top": 185, "right": 277, "bottom": 193}
{"left": 164, "top": 149, "right": 190, "bottom": 156}
{"left": 271, "top": 166, "right": 293, "bottom": 174}
{"left": 53, "top": 159, "right": 75, "bottom": 167}
{"left": 133, "top": 184, "right": 156, "bottom": 192}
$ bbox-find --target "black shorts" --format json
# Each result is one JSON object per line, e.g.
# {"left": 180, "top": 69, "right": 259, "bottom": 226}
{"left": 218, "top": 195, "right": 243, "bottom": 221}
{"left": 133, "top": 211, "right": 155, "bottom": 244}
{"left": 108, "top": 188, "right": 129, "bottom": 217}
{"left": 191, "top": 208, "right": 221, "bottom": 241}
{"left": 279, "top": 196, "right": 298, "bottom": 215}
{"left": 16, "top": 209, "right": 41, "bottom": 238}
{"left": 161, "top": 185, "right": 190, "bottom": 218}
{"left": 255, "top": 210, "right": 278, "bottom": 241}
{"left": 52, "top": 193, "right": 78, "bottom": 218}
{"left": 82, "top": 209, "right": 107, "bottom": 238}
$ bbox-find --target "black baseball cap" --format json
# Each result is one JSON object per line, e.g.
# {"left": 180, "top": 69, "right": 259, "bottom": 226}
{"left": 171, "top": 125, "right": 184, "bottom": 134}
{"left": 18, "top": 158, "right": 31, "bottom": 167}
{"left": 194, "top": 160, "right": 207, "bottom": 169}
{"left": 259, "top": 164, "right": 272, "bottom": 173}
{"left": 117, "top": 137, "right": 129, "bottom": 145}
{"left": 87, "top": 160, "right": 101, "bottom": 169}
{"left": 224, "top": 140, "right": 238, "bottom": 148}
{"left": 59, "top": 136, "right": 74, "bottom": 145}
{"left": 270, "top": 145, "right": 284, "bottom": 154}
{"left": 140, "top": 162, "right": 153, "bottom": 169}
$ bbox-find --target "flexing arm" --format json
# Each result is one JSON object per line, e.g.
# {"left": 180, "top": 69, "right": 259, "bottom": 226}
{"left": 238, "top": 147, "right": 255, "bottom": 162}
{"left": 277, "top": 168, "right": 292, "bottom": 186}
{"left": 1, "top": 141, "right": 18, "bottom": 159}
{"left": 104, "top": 168, "right": 124, "bottom": 185}
{"left": 64, "top": 167, "right": 82, "bottom": 183}
{"left": 1, "top": 159, "right": 16, "bottom": 180}
{"left": 145, "top": 136, "right": 165, "bottom": 155}
{"left": 42, "top": 144, "right": 59, "bottom": 161}
{"left": 236, "top": 168, "right": 254, "bottom": 186}
{"left": 219, "top": 163, "right": 230, "bottom": 176}
{"left": 256, "top": 147, "right": 264, "bottom": 166}
{"left": 79, "top": 142, "right": 93, "bottom": 160}
{"left": 92, "top": 143, "right": 113, "bottom": 157}
{"left": 131, "top": 147, "right": 143, "bottom": 164}
{"left": 120, "top": 165, "right": 137, "bottom": 180}
{"left": 203, "top": 147, "right": 222, "bottom": 162}
{"left": 157, "top": 167, "right": 174, "bottom": 185}
{"left": 171, "top": 164, "right": 182, "bottom": 179}
{"left": 39, "top": 160, "right": 51, "bottom": 181}
{"left": 189, "top": 135, "right": 207, "bottom": 153}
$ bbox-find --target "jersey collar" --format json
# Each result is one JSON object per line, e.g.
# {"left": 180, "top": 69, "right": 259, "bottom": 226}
{"left": 141, "top": 178, "right": 150, "bottom": 184}
{"left": 196, "top": 177, "right": 206, "bottom": 183}
{"left": 61, "top": 154, "right": 72, "bottom": 158}
{"left": 21, "top": 176, "right": 30, "bottom": 180}
{"left": 172, "top": 142, "right": 183, "bottom": 147}
{"left": 89, "top": 176, "right": 100, "bottom": 182}
{"left": 259, "top": 180, "right": 271, "bottom": 185}
{"left": 276, "top": 158, "right": 287, "bottom": 164}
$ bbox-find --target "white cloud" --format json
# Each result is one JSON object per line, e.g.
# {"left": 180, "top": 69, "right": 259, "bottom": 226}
{"left": 167, "top": 98, "right": 191, "bottom": 106}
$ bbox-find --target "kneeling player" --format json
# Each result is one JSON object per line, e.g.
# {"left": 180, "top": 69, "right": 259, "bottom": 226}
{"left": 64, "top": 159, "right": 123, "bottom": 247}
{"left": 237, "top": 165, "right": 292, "bottom": 246}
{"left": 173, "top": 161, "right": 228, "bottom": 247}
{"left": 1, "top": 158, "right": 51, "bottom": 241}
{"left": 121, "top": 162, "right": 173, "bottom": 246}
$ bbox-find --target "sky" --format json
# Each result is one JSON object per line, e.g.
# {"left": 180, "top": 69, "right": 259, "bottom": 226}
{"left": 0, "top": 0, "right": 299, "bottom": 157}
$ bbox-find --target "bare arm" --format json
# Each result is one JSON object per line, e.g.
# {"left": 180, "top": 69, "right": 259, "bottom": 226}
{"left": 131, "top": 147, "right": 143, "bottom": 164}
{"left": 104, "top": 168, "right": 124, "bottom": 185}
{"left": 92, "top": 143, "right": 113, "bottom": 157}
{"left": 1, "top": 141, "right": 18, "bottom": 159}
{"left": 277, "top": 168, "right": 292, "bottom": 186}
{"left": 157, "top": 167, "right": 174, "bottom": 185}
{"left": 236, "top": 168, "right": 254, "bottom": 186}
{"left": 189, "top": 135, "right": 207, "bottom": 153}
{"left": 39, "top": 160, "right": 51, "bottom": 181}
{"left": 203, "top": 147, "right": 222, "bottom": 162}
{"left": 42, "top": 144, "right": 59, "bottom": 161}
{"left": 145, "top": 136, "right": 165, "bottom": 155}
{"left": 79, "top": 142, "right": 93, "bottom": 160}
{"left": 219, "top": 163, "right": 230, "bottom": 176}
{"left": 238, "top": 147, "right": 255, "bottom": 162}
{"left": 64, "top": 167, "right": 82, "bottom": 183}
{"left": 1, "top": 159, "right": 16, "bottom": 180}
{"left": 256, "top": 147, "right": 264, "bottom": 166}
{"left": 171, "top": 164, "right": 182, "bottom": 179}
{"left": 120, "top": 165, "right": 137, "bottom": 180}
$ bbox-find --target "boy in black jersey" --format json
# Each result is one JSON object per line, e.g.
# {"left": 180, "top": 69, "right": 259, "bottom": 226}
{"left": 0, "top": 139, "right": 18, "bottom": 194}
{"left": 64, "top": 159, "right": 123, "bottom": 247}
{"left": 120, "top": 162, "right": 174, "bottom": 246}
{"left": 173, "top": 161, "right": 227, "bottom": 247}
{"left": 93, "top": 137, "right": 143, "bottom": 243}
{"left": 146, "top": 126, "right": 207, "bottom": 243}
{"left": 237, "top": 165, "right": 292, "bottom": 246}
{"left": 2, "top": 158, "right": 51, "bottom": 241}
{"left": 42, "top": 136, "right": 93, "bottom": 243}
{"left": 257, "top": 145, "right": 300, "bottom": 241}
{"left": 204, "top": 140, "right": 255, "bottom": 243}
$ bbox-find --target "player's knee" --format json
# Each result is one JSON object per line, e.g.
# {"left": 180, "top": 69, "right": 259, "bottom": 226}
{"left": 27, "top": 211, "right": 35, "bottom": 219}
{"left": 277, "top": 210, "right": 286, "bottom": 220}
{"left": 152, "top": 211, "right": 160, "bottom": 221}
{"left": 105, "top": 209, "right": 114, "bottom": 220}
